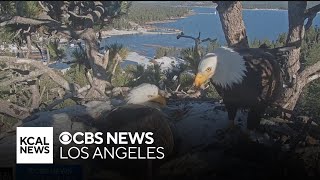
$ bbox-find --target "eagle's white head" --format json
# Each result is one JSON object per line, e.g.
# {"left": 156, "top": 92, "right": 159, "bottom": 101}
{"left": 126, "top": 83, "right": 166, "bottom": 108}
{"left": 194, "top": 46, "right": 247, "bottom": 89}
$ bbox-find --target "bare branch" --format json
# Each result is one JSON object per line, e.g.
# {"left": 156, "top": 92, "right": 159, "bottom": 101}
{"left": 45, "top": 93, "right": 74, "bottom": 110}
{"left": 177, "top": 33, "right": 197, "bottom": 41}
{"left": 13, "top": 29, "right": 22, "bottom": 38}
{"left": 23, "top": 26, "right": 31, "bottom": 34}
{"left": 30, "top": 82, "right": 41, "bottom": 110}
{"left": 38, "top": 1, "right": 49, "bottom": 12}
{"left": 201, "top": 38, "right": 217, "bottom": 43}
{"left": 0, "top": 16, "right": 82, "bottom": 40}
{"left": 301, "top": 61, "right": 320, "bottom": 78}
{"left": 0, "top": 16, "right": 51, "bottom": 26}
{"left": 307, "top": 73, "right": 320, "bottom": 84}
{"left": 68, "top": 11, "right": 93, "bottom": 20}
{"left": 305, "top": 4, "right": 320, "bottom": 18}
{"left": 46, "top": 85, "right": 91, "bottom": 110}
{"left": 0, "top": 56, "right": 78, "bottom": 92}
{"left": 0, "top": 70, "right": 46, "bottom": 87}
{"left": 0, "top": 100, "right": 30, "bottom": 120}
{"left": 305, "top": 13, "right": 316, "bottom": 31}
{"left": 304, "top": 4, "right": 320, "bottom": 31}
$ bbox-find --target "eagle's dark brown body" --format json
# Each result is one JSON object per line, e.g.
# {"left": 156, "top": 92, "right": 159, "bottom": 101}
{"left": 93, "top": 104, "right": 174, "bottom": 179}
{"left": 212, "top": 48, "right": 284, "bottom": 129}
{"left": 96, "top": 104, "right": 174, "bottom": 155}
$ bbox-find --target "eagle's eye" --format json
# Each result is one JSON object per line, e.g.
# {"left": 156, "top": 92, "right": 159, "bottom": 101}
{"left": 206, "top": 67, "right": 212, "bottom": 72}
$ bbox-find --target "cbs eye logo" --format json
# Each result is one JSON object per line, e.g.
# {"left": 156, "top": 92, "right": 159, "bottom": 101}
{"left": 59, "top": 132, "right": 72, "bottom": 145}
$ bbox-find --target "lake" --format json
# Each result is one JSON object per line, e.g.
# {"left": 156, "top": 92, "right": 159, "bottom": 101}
{"left": 102, "top": 7, "right": 320, "bottom": 58}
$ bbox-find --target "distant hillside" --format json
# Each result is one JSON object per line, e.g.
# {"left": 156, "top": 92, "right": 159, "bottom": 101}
{"left": 107, "top": 3, "right": 191, "bottom": 30}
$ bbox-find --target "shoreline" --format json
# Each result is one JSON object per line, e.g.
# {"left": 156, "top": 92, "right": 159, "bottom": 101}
{"left": 100, "top": 7, "right": 294, "bottom": 37}
{"left": 101, "top": 10, "right": 195, "bottom": 37}
{"left": 243, "top": 8, "right": 287, "bottom": 11}
{"left": 100, "top": 29, "right": 181, "bottom": 37}
{"left": 145, "top": 10, "right": 196, "bottom": 25}
{"left": 178, "top": 5, "right": 289, "bottom": 11}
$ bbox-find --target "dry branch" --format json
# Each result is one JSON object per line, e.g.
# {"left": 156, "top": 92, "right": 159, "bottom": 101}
{"left": 0, "top": 70, "right": 46, "bottom": 87}
{"left": 38, "top": 1, "right": 49, "bottom": 12}
{"left": 0, "top": 16, "right": 52, "bottom": 26}
{"left": 0, "top": 100, "right": 30, "bottom": 120}
{"left": 45, "top": 85, "right": 91, "bottom": 110}
{"left": 305, "top": 4, "right": 320, "bottom": 18}
{"left": 30, "top": 82, "right": 41, "bottom": 110}
{"left": 0, "top": 56, "right": 78, "bottom": 92}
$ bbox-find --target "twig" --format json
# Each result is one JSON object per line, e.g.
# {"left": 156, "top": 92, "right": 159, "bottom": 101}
{"left": 45, "top": 85, "right": 91, "bottom": 110}
{"left": 39, "top": 86, "right": 46, "bottom": 102}
{"left": 175, "top": 84, "right": 181, "bottom": 92}
{"left": 0, "top": 70, "right": 46, "bottom": 87}
{"left": 38, "top": 1, "right": 50, "bottom": 12}
{"left": 13, "top": 29, "right": 22, "bottom": 38}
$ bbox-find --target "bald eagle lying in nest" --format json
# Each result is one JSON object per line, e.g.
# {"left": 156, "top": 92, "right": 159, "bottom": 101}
{"left": 93, "top": 83, "right": 174, "bottom": 180}
{"left": 194, "top": 46, "right": 286, "bottom": 132}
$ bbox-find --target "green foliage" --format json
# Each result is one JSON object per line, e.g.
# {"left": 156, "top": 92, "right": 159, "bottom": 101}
{"left": 248, "top": 26, "right": 320, "bottom": 118}
{"left": 64, "top": 64, "right": 89, "bottom": 88}
{"left": 127, "top": 4, "right": 190, "bottom": 25}
{"left": 0, "top": 27, "right": 15, "bottom": 43}
{"left": 105, "top": 43, "right": 129, "bottom": 82}
{"left": 107, "top": 43, "right": 129, "bottom": 61}
{"left": 180, "top": 40, "right": 220, "bottom": 73}
{"left": 250, "top": 33, "right": 287, "bottom": 49}
{"left": 105, "top": 3, "right": 190, "bottom": 29}
{"left": 47, "top": 40, "right": 65, "bottom": 61}
{"left": 109, "top": 17, "right": 133, "bottom": 30}
{"left": 179, "top": 71, "right": 194, "bottom": 90}
{"left": 38, "top": 75, "right": 63, "bottom": 105}
{"left": 298, "top": 80, "right": 320, "bottom": 118}
{"left": 241, "top": 1, "right": 288, "bottom": 10}
{"left": 17, "top": 1, "right": 42, "bottom": 18}
{"left": 293, "top": 26, "right": 320, "bottom": 118}
{"left": 180, "top": 47, "right": 199, "bottom": 73}
{"left": 71, "top": 48, "right": 87, "bottom": 64}
{"left": 203, "top": 40, "right": 220, "bottom": 54}
{"left": 111, "top": 65, "right": 136, "bottom": 87}
{"left": 155, "top": 47, "right": 180, "bottom": 59}
{"left": 56, "top": 98, "right": 77, "bottom": 109}
{"left": 204, "top": 84, "right": 220, "bottom": 99}
{"left": 139, "top": 64, "right": 163, "bottom": 86}
{"left": 0, "top": 2, "right": 15, "bottom": 15}
{"left": 275, "top": 33, "right": 287, "bottom": 47}
{"left": 114, "top": 40, "right": 221, "bottom": 92}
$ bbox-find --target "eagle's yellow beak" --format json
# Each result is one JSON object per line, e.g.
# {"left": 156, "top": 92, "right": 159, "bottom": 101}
{"left": 150, "top": 95, "right": 166, "bottom": 106}
{"left": 193, "top": 73, "right": 210, "bottom": 88}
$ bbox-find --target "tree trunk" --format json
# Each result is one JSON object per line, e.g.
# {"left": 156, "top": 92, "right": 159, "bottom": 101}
{"left": 278, "top": 2, "right": 307, "bottom": 111}
{"left": 214, "top": 1, "right": 320, "bottom": 114}
{"left": 215, "top": 1, "right": 249, "bottom": 48}
{"left": 81, "top": 28, "right": 110, "bottom": 98}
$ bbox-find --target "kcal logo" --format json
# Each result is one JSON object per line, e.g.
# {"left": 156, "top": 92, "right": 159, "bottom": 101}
{"left": 16, "top": 127, "right": 53, "bottom": 164}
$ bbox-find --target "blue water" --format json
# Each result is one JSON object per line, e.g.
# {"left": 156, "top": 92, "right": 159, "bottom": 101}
{"left": 102, "top": 7, "right": 320, "bottom": 57}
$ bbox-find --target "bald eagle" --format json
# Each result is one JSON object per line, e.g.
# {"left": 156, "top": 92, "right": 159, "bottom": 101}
{"left": 93, "top": 83, "right": 174, "bottom": 179}
{"left": 194, "top": 46, "right": 284, "bottom": 131}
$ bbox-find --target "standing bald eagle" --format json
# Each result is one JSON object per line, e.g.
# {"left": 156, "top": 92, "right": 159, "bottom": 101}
{"left": 194, "top": 46, "right": 284, "bottom": 131}
{"left": 93, "top": 83, "right": 174, "bottom": 180}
